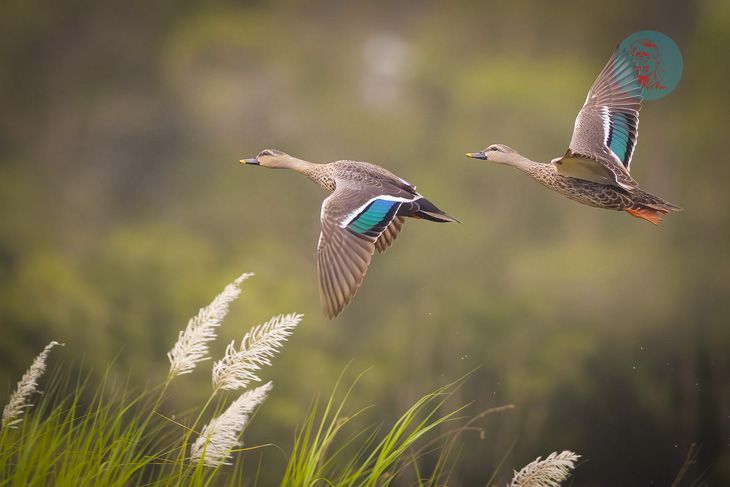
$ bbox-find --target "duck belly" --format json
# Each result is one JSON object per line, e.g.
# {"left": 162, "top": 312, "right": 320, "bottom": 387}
{"left": 546, "top": 177, "right": 632, "bottom": 210}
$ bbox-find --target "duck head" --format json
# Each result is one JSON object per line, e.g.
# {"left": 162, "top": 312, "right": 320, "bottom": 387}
{"left": 466, "top": 144, "right": 519, "bottom": 166}
{"left": 240, "top": 149, "right": 291, "bottom": 168}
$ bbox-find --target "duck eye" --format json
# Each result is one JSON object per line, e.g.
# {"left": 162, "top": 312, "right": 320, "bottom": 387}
{"left": 490, "top": 147, "right": 499, "bottom": 151}
{"left": 261, "top": 151, "right": 270, "bottom": 156}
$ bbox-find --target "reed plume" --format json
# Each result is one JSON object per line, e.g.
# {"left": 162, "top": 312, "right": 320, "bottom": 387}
{"left": 509, "top": 451, "right": 581, "bottom": 487}
{"left": 2, "top": 341, "right": 63, "bottom": 430}
{"left": 190, "top": 381, "right": 272, "bottom": 466}
{"left": 212, "top": 313, "right": 302, "bottom": 391}
{"left": 167, "top": 273, "right": 253, "bottom": 380}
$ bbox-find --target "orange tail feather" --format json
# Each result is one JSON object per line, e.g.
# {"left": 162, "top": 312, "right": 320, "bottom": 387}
{"left": 626, "top": 207, "right": 667, "bottom": 225}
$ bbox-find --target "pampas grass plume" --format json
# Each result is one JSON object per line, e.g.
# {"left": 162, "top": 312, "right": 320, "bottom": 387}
{"left": 510, "top": 450, "right": 581, "bottom": 487}
{"left": 212, "top": 313, "right": 302, "bottom": 391}
{"left": 167, "top": 273, "right": 253, "bottom": 380}
{"left": 2, "top": 341, "right": 63, "bottom": 429}
{"left": 191, "top": 381, "right": 273, "bottom": 466}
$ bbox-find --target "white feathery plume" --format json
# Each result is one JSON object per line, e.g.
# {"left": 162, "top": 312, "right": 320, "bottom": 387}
{"left": 212, "top": 313, "right": 302, "bottom": 391}
{"left": 2, "top": 341, "right": 63, "bottom": 430}
{"left": 509, "top": 451, "right": 581, "bottom": 487}
{"left": 190, "top": 381, "right": 273, "bottom": 466}
{"left": 167, "top": 273, "right": 253, "bottom": 380}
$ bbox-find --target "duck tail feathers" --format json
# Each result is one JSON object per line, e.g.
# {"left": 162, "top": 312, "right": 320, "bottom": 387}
{"left": 653, "top": 201, "right": 684, "bottom": 213}
{"left": 409, "top": 197, "right": 460, "bottom": 223}
{"left": 415, "top": 210, "right": 460, "bottom": 223}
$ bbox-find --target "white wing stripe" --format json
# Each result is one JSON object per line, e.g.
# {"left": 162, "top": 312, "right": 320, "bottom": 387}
{"left": 339, "top": 194, "right": 419, "bottom": 228}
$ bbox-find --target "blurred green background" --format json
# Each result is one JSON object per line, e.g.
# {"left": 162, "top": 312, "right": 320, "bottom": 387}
{"left": 1, "top": 0, "right": 729, "bottom": 485}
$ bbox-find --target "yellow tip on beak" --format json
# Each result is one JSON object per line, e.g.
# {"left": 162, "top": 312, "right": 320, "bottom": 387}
{"left": 465, "top": 153, "right": 473, "bottom": 158}
{"left": 239, "top": 159, "right": 246, "bottom": 164}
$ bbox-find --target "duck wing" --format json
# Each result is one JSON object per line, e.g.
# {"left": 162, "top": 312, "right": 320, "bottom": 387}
{"left": 317, "top": 185, "right": 416, "bottom": 319}
{"left": 375, "top": 216, "right": 406, "bottom": 253}
{"left": 556, "top": 48, "right": 643, "bottom": 189}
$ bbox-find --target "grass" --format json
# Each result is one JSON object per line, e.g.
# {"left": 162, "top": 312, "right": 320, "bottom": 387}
{"left": 4, "top": 273, "right": 646, "bottom": 486}
{"left": 1, "top": 274, "right": 521, "bottom": 486}
{"left": 280, "top": 368, "right": 474, "bottom": 487}
{"left": 1, "top": 367, "right": 176, "bottom": 485}
{"left": 0, "top": 357, "right": 513, "bottom": 486}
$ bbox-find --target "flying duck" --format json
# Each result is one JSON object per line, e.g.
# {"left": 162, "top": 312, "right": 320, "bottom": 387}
{"left": 241, "top": 150, "right": 458, "bottom": 318}
{"left": 467, "top": 48, "right": 682, "bottom": 224}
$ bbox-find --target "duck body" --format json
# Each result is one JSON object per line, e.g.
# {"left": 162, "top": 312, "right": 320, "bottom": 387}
{"left": 306, "top": 159, "right": 453, "bottom": 219}
{"left": 241, "top": 149, "right": 457, "bottom": 318}
{"left": 516, "top": 158, "right": 681, "bottom": 222}
{"left": 467, "top": 47, "right": 682, "bottom": 225}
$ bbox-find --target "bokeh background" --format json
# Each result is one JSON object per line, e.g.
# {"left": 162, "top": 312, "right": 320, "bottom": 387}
{"left": 2, "top": 0, "right": 729, "bottom": 485}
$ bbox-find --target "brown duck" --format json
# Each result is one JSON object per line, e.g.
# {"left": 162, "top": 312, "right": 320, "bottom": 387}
{"left": 467, "top": 48, "right": 682, "bottom": 224}
{"left": 241, "top": 150, "right": 458, "bottom": 319}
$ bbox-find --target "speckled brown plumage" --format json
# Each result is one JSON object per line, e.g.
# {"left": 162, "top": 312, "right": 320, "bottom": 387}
{"left": 525, "top": 162, "right": 680, "bottom": 213}
{"left": 302, "top": 159, "right": 415, "bottom": 195}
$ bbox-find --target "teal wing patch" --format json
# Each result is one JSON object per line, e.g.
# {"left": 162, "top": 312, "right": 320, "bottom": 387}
{"left": 347, "top": 199, "right": 400, "bottom": 237}
{"left": 607, "top": 111, "right": 635, "bottom": 167}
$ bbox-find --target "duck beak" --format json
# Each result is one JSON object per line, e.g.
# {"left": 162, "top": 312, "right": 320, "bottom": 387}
{"left": 240, "top": 157, "right": 260, "bottom": 165}
{"left": 466, "top": 151, "right": 488, "bottom": 160}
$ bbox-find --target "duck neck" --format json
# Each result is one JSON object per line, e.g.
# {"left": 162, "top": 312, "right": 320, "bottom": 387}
{"left": 508, "top": 154, "right": 548, "bottom": 178}
{"left": 283, "top": 156, "right": 336, "bottom": 193}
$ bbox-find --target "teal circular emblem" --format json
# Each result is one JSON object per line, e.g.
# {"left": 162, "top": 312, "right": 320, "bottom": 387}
{"left": 615, "top": 31, "right": 682, "bottom": 100}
